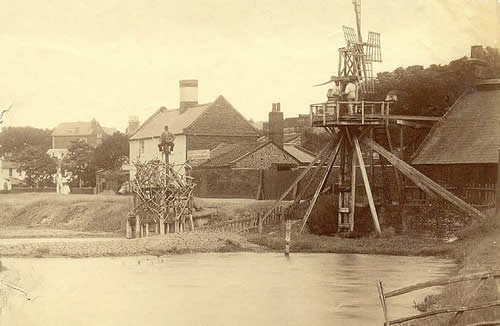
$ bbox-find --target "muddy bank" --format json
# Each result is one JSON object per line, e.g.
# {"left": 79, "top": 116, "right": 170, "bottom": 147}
{"left": 0, "top": 232, "right": 262, "bottom": 258}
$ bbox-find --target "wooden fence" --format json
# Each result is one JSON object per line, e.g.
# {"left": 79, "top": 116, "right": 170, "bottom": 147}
{"left": 377, "top": 270, "right": 500, "bottom": 325}
{"left": 404, "top": 183, "right": 496, "bottom": 208}
{"left": 198, "top": 206, "right": 286, "bottom": 234}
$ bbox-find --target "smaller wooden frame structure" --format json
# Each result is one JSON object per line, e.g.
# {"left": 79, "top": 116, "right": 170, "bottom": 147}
{"left": 127, "top": 160, "right": 195, "bottom": 238}
{"left": 377, "top": 270, "right": 500, "bottom": 325}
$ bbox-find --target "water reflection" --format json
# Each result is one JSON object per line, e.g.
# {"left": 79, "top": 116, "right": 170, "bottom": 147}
{"left": 1, "top": 253, "right": 455, "bottom": 326}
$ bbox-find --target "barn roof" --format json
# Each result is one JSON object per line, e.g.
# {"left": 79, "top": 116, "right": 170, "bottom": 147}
{"left": 129, "top": 102, "right": 213, "bottom": 140}
{"left": 412, "top": 83, "right": 500, "bottom": 165}
{"left": 200, "top": 142, "right": 265, "bottom": 168}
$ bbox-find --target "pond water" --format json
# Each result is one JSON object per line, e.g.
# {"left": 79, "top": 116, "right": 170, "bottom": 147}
{"left": 1, "top": 253, "right": 455, "bottom": 326}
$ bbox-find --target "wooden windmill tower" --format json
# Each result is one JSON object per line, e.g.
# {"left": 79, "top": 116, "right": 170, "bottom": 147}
{"left": 261, "top": 0, "right": 485, "bottom": 236}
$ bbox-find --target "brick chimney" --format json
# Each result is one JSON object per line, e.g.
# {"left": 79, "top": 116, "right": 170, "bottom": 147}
{"left": 268, "top": 103, "right": 284, "bottom": 148}
{"left": 179, "top": 79, "right": 198, "bottom": 113}
{"left": 127, "top": 115, "right": 140, "bottom": 135}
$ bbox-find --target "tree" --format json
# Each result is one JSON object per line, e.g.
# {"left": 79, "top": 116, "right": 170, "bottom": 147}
{"left": 13, "top": 145, "right": 57, "bottom": 187}
{"left": 0, "top": 127, "right": 52, "bottom": 156}
{"left": 63, "top": 140, "right": 96, "bottom": 187}
{"left": 93, "top": 132, "right": 129, "bottom": 170}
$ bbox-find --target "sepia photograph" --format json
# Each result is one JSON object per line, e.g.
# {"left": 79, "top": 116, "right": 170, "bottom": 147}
{"left": 0, "top": 0, "right": 499, "bottom": 325}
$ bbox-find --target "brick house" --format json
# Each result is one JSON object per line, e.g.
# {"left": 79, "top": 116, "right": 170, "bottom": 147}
{"left": 128, "top": 80, "right": 259, "bottom": 169}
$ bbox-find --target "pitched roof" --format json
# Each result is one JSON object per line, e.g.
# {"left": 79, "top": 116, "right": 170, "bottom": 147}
{"left": 283, "top": 144, "right": 316, "bottom": 164}
{"left": 1, "top": 160, "right": 18, "bottom": 169}
{"left": 52, "top": 121, "right": 99, "bottom": 136}
{"left": 412, "top": 85, "right": 500, "bottom": 165}
{"left": 199, "top": 142, "right": 266, "bottom": 168}
{"left": 129, "top": 102, "right": 213, "bottom": 140}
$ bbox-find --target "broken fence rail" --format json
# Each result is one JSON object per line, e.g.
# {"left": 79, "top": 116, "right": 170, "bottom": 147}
{"left": 198, "top": 206, "right": 285, "bottom": 233}
{"left": 377, "top": 270, "right": 500, "bottom": 325}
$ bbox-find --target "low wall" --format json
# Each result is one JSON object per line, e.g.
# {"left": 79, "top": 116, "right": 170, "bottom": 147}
{"left": 1, "top": 187, "right": 96, "bottom": 195}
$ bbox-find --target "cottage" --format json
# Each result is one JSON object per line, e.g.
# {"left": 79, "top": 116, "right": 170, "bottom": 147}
{"left": 411, "top": 79, "right": 500, "bottom": 206}
{"left": 128, "top": 80, "right": 259, "bottom": 171}
{"left": 48, "top": 118, "right": 114, "bottom": 160}
{"left": 0, "top": 158, "right": 25, "bottom": 190}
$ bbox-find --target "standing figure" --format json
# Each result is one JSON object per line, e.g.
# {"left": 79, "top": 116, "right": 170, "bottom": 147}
{"left": 326, "top": 81, "right": 341, "bottom": 115}
{"left": 56, "top": 168, "right": 63, "bottom": 194}
{"left": 344, "top": 80, "right": 357, "bottom": 115}
{"left": 158, "top": 125, "right": 175, "bottom": 154}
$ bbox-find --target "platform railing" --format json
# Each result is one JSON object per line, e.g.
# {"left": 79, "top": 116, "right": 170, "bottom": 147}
{"left": 310, "top": 100, "right": 390, "bottom": 126}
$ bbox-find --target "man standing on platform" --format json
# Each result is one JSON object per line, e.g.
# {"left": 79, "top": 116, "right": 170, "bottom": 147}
{"left": 326, "top": 81, "right": 341, "bottom": 115}
{"left": 344, "top": 80, "right": 357, "bottom": 115}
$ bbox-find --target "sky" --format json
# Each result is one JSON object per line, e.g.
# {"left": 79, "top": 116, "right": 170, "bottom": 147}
{"left": 0, "top": 0, "right": 498, "bottom": 131}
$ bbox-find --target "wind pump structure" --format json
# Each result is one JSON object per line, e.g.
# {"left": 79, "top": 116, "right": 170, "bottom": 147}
{"left": 261, "top": 0, "right": 485, "bottom": 236}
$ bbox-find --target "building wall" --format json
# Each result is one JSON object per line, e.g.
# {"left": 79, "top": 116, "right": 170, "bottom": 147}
{"left": 414, "top": 164, "right": 497, "bottom": 185}
{"left": 192, "top": 168, "right": 260, "bottom": 198}
{"left": 234, "top": 143, "right": 298, "bottom": 169}
{"left": 53, "top": 135, "right": 101, "bottom": 149}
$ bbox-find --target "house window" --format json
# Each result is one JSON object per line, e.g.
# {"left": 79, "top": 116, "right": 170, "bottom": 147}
{"left": 139, "top": 140, "right": 145, "bottom": 154}
{"left": 8, "top": 168, "right": 12, "bottom": 177}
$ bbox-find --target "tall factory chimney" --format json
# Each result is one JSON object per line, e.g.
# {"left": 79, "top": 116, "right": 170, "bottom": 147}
{"left": 179, "top": 79, "right": 198, "bottom": 112}
{"left": 268, "top": 103, "right": 284, "bottom": 148}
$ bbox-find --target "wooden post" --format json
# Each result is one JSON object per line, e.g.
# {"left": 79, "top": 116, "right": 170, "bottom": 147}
{"left": 166, "top": 222, "right": 170, "bottom": 234}
{"left": 126, "top": 217, "right": 133, "bottom": 239}
{"left": 497, "top": 148, "right": 500, "bottom": 215}
{"left": 189, "top": 214, "right": 195, "bottom": 231}
{"left": 155, "top": 222, "right": 159, "bottom": 234}
{"left": 145, "top": 223, "right": 149, "bottom": 237}
{"left": 350, "top": 149, "right": 357, "bottom": 232}
{"left": 258, "top": 213, "right": 263, "bottom": 233}
{"left": 354, "top": 136, "right": 382, "bottom": 235}
{"left": 284, "top": 219, "right": 292, "bottom": 256}
{"left": 135, "top": 215, "right": 141, "bottom": 238}
{"left": 377, "top": 281, "right": 390, "bottom": 326}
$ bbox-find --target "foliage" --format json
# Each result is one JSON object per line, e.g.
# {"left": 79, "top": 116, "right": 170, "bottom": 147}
{"left": 0, "top": 127, "right": 52, "bottom": 156}
{"left": 13, "top": 145, "right": 57, "bottom": 187}
{"left": 93, "top": 132, "right": 129, "bottom": 170}
{"left": 371, "top": 46, "right": 500, "bottom": 117}
{"left": 63, "top": 140, "right": 96, "bottom": 187}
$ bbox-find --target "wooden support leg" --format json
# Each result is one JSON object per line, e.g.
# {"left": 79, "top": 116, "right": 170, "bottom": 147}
{"left": 385, "top": 125, "right": 404, "bottom": 204}
{"left": 293, "top": 145, "right": 334, "bottom": 205}
{"left": 166, "top": 223, "right": 170, "bottom": 234}
{"left": 145, "top": 223, "right": 149, "bottom": 237}
{"left": 350, "top": 149, "right": 357, "bottom": 232}
{"left": 354, "top": 136, "right": 382, "bottom": 235}
{"left": 160, "top": 217, "right": 165, "bottom": 235}
{"left": 362, "top": 137, "right": 486, "bottom": 220}
{"left": 261, "top": 138, "right": 337, "bottom": 224}
{"left": 300, "top": 135, "right": 343, "bottom": 233}
{"left": 155, "top": 222, "right": 159, "bottom": 234}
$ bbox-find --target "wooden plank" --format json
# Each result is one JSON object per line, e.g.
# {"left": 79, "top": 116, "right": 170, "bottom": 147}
{"left": 464, "top": 321, "right": 500, "bottom": 326}
{"left": 299, "top": 137, "right": 343, "bottom": 233}
{"left": 389, "top": 301, "right": 500, "bottom": 325}
{"left": 385, "top": 271, "right": 498, "bottom": 298}
{"left": 354, "top": 136, "right": 382, "bottom": 235}
{"left": 261, "top": 138, "right": 337, "bottom": 224}
{"left": 362, "top": 137, "right": 486, "bottom": 220}
{"left": 365, "top": 114, "right": 441, "bottom": 121}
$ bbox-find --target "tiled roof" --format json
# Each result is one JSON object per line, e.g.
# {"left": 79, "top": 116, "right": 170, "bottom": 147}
{"left": 129, "top": 102, "right": 213, "bottom": 140}
{"left": 52, "top": 121, "right": 98, "bottom": 136}
{"left": 199, "top": 142, "right": 265, "bottom": 168}
{"left": 412, "top": 86, "right": 500, "bottom": 165}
